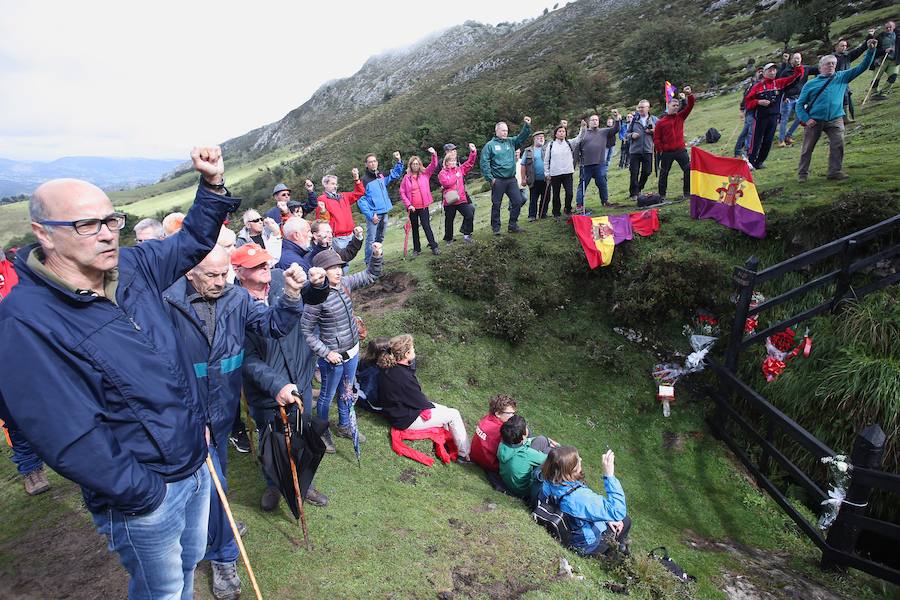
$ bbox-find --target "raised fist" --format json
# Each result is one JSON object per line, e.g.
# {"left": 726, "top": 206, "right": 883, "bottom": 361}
{"left": 683, "top": 85, "right": 693, "bottom": 95}
{"left": 581, "top": 119, "right": 588, "bottom": 128}
{"left": 283, "top": 263, "right": 307, "bottom": 296}
{"left": 560, "top": 119, "right": 568, "bottom": 128}
{"left": 308, "top": 266, "right": 326, "bottom": 287}
{"left": 468, "top": 143, "right": 476, "bottom": 152}
{"left": 611, "top": 109, "right": 621, "bottom": 118}
{"left": 191, "top": 146, "right": 224, "bottom": 183}
{"left": 523, "top": 116, "right": 532, "bottom": 125}
{"left": 353, "top": 225, "right": 364, "bottom": 240}
{"left": 351, "top": 167, "right": 360, "bottom": 179}
{"left": 427, "top": 146, "right": 436, "bottom": 155}
{"left": 371, "top": 242, "right": 383, "bottom": 258}
{"left": 263, "top": 217, "right": 280, "bottom": 233}
{"left": 392, "top": 151, "right": 401, "bottom": 162}
{"left": 867, "top": 38, "right": 878, "bottom": 49}
{"left": 305, "top": 179, "right": 314, "bottom": 191}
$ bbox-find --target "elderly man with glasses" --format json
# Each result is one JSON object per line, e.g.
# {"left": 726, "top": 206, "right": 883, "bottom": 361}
{"left": 236, "top": 207, "right": 282, "bottom": 260}
{"left": 796, "top": 38, "right": 878, "bottom": 183}
{"left": 0, "top": 148, "right": 242, "bottom": 599}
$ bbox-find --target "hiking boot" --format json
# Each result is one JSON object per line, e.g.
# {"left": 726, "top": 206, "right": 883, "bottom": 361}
{"left": 797, "top": 174, "right": 808, "bottom": 183}
{"left": 336, "top": 425, "right": 366, "bottom": 443}
{"left": 411, "top": 250, "right": 421, "bottom": 257}
{"left": 508, "top": 225, "right": 523, "bottom": 233}
{"left": 305, "top": 487, "right": 329, "bottom": 507}
{"left": 211, "top": 561, "right": 241, "bottom": 600}
{"left": 785, "top": 136, "right": 795, "bottom": 146}
{"left": 229, "top": 428, "right": 251, "bottom": 454}
{"left": 872, "top": 92, "right": 887, "bottom": 100}
{"left": 493, "top": 230, "right": 501, "bottom": 236}
{"left": 462, "top": 235, "right": 473, "bottom": 244}
{"left": 456, "top": 455, "right": 474, "bottom": 466}
{"left": 321, "top": 430, "right": 336, "bottom": 454}
{"left": 755, "top": 163, "right": 766, "bottom": 170}
{"left": 527, "top": 217, "right": 536, "bottom": 222}
{"left": 431, "top": 246, "right": 441, "bottom": 256}
{"left": 629, "top": 195, "right": 638, "bottom": 202}
{"left": 23, "top": 468, "right": 50, "bottom": 496}
{"left": 261, "top": 486, "right": 281, "bottom": 512}
{"left": 445, "top": 238, "right": 454, "bottom": 245}
{"left": 827, "top": 172, "right": 849, "bottom": 181}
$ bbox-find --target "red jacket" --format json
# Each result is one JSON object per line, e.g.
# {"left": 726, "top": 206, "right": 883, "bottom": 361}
{"left": 469, "top": 414, "right": 502, "bottom": 471}
{"left": 390, "top": 427, "right": 458, "bottom": 467}
{"left": 315, "top": 179, "right": 366, "bottom": 237}
{"left": 653, "top": 94, "right": 695, "bottom": 153}
{"left": 744, "top": 66, "right": 804, "bottom": 115}
{"left": 0, "top": 259, "right": 18, "bottom": 300}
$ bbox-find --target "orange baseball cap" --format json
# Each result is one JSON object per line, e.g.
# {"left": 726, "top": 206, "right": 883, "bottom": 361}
{"left": 230, "top": 243, "right": 273, "bottom": 268}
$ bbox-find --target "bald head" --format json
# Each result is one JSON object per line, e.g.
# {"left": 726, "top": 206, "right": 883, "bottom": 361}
{"left": 186, "top": 245, "right": 230, "bottom": 299}
{"left": 31, "top": 179, "right": 110, "bottom": 223}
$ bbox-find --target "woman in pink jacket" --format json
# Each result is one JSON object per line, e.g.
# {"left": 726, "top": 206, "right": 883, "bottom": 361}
{"left": 438, "top": 143, "right": 477, "bottom": 245}
{"left": 400, "top": 148, "right": 439, "bottom": 256}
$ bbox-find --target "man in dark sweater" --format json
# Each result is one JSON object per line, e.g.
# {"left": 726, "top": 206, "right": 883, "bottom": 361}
{"left": 778, "top": 53, "right": 819, "bottom": 147}
{"left": 745, "top": 62, "right": 804, "bottom": 169}
{"left": 573, "top": 110, "right": 621, "bottom": 211}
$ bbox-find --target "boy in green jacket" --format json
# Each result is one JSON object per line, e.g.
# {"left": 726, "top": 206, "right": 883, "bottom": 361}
{"left": 498, "top": 415, "right": 555, "bottom": 504}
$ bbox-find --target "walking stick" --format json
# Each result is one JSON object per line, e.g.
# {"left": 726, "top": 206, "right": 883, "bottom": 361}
{"left": 242, "top": 390, "right": 255, "bottom": 460}
{"left": 278, "top": 404, "right": 311, "bottom": 550}
{"left": 538, "top": 177, "right": 552, "bottom": 219}
{"left": 862, "top": 50, "right": 891, "bottom": 108}
{"left": 205, "top": 454, "right": 263, "bottom": 600}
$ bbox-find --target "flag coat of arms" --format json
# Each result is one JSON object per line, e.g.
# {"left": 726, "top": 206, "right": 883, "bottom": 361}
{"left": 689, "top": 147, "right": 765, "bottom": 238}
{"left": 572, "top": 215, "right": 633, "bottom": 268}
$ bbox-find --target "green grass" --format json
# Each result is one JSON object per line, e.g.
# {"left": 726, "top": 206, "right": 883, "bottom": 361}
{"left": 2, "top": 6, "right": 900, "bottom": 598}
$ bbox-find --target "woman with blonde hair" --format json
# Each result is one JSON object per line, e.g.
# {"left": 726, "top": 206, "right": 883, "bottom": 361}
{"left": 399, "top": 148, "right": 440, "bottom": 256}
{"left": 537, "top": 446, "right": 631, "bottom": 556}
{"left": 377, "top": 334, "right": 471, "bottom": 462}
{"left": 437, "top": 143, "right": 478, "bottom": 244}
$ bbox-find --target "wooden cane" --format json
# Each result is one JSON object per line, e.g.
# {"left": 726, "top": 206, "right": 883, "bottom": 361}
{"left": 278, "top": 405, "right": 311, "bottom": 550}
{"left": 862, "top": 50, "right": 891, "bottom": 108}
{"left": 205, "top": 454, "right": 263, "bottom": 600}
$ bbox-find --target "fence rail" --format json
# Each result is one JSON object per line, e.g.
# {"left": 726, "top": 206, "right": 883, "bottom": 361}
{"left": 709, "top": 214, "right": 900, "bottom": 585}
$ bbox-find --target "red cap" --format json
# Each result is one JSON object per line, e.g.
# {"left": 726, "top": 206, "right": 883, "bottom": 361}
{"left": 230, "top": 243, "right": 273, "bottom": 268}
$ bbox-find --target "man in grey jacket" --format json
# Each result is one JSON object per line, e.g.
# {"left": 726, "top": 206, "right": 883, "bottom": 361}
{"left": 573, "top": 110, "right": 621, "bottom": 212}
{"left": 627, "top": 100, "right": 657, "bottom": 201}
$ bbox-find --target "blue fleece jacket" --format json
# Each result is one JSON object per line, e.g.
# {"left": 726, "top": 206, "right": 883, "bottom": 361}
{"left": 796, "top": 48, "right": 876, "bottom": 123}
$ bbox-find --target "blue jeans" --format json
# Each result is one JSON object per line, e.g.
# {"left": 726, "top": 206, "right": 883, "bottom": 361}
{"left": 204, "top": 433, "right": 239, "bottom": 564}
{"left": 605, "top": 145, "right": 615, "bottom": 165}
{"left": 7, "top": 424, "right": 44, "bottom": 475}
{"left": 734, "top": 113, "right": 755, "bottom": 157}
{"left": 92, "top": 465, "right": 211, "bottom": 600}
{"left": 317, "top": 354, "right": 359, "bottom": 428}
{"left": 364, "top": 215, "right": 387, "bottom": 264}
{"left": 779, "top": 98, "right": 797, "bottom": 141}
{"left": 576, "top": 164, "right": 609, "bottom": 207}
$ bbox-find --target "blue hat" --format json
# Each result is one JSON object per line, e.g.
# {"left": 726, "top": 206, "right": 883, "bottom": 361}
{"left": 272, "top": 183, "right": 291, "bottom": 196}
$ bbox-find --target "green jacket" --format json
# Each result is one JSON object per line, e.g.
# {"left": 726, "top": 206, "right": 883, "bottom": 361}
{"left": 498, "top": 438, "right": 547, "bottom": 498}
{"left": 480, "top": 122, "right": 532, "bottom": 182}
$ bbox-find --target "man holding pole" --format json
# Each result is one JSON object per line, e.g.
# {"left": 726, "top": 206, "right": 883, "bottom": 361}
{"left": 867, "top": 21, "right": 897, "bottom": 100}
{"left": 0, "top": 147, "right": 239, "bottom": 599}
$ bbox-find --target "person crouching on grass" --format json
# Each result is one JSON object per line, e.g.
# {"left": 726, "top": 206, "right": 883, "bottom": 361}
{"left": 377, "top": 334, "right": 472, "bottom": 463}
{"left": 536, "top": 446, "right": 631, "bottom": 557}
{"left": 497, "top": 415, "right": 557, "bottom": 506}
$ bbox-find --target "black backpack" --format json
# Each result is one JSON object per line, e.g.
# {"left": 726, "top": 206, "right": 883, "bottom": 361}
{"left": 648, "top": 547, "right": 697, "bottom": 582}
{"left": 705, "top": 128, "right": 721, "bottom": 144}
{"left": 637, "top": 193, "right": 664, "bottom": 207}
{"left": 532, "top": 484, "right": 581, "bottom": 546}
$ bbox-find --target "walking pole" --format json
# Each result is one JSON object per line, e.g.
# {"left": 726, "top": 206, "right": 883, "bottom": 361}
{"left": 862, "top": 50, "right": 891, "bottom": 108}
{"left": 206, "top": 454, "right": 263, "bottom": 600}
{"left": 242, "top": 390, "right": 256, "bottom": 460}
{"left": 279, "top": 404, "right": 311, "bottom": 550}
{"left": 538, "top": 176, "right": 552, "bottom": 219}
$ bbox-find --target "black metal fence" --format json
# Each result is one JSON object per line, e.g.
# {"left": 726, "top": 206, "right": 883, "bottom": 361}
{"left": 709, "top": 214, "right": 900, "bottom": 584}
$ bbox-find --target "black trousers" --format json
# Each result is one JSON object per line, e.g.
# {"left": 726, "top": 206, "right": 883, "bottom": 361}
{"left": 618, "top": 140, "right": 630, "bottom": 168}
{"left": 444, "top": 202, "right": 476, "bottom": 240}
{"left": 657, "top": 149, "right": 690, "bottom": 199}
{"left": 409, "top": 207, "right": 437, "bottom": 252}
{"left": 528, "top": 180, "right": 547, "bottom": 219}
{"left": 629, "top": 152, "right": 653, "bottom": 196}
{"left": 490, "top": 177, "right": 525, "bottom": 232}
{"left": 749, "top": 113, "right": 778, "bottom": 167}
{"left": 549, "top": 173, "right": 574, "bottom": 216}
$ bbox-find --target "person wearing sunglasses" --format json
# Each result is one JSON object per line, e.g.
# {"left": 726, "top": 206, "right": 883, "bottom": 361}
{"left": 235, "top": 208, "right": 282, "bottom": 261}
{"left": 0, "top": 147, "right": 245, "bottom": 600}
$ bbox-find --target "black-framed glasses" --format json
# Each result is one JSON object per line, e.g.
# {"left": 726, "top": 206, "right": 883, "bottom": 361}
{"left": 248, "top": 218, "right": 263, "bottom": 223}
{"left": 39, "top": 212, "right": 127, "bottom": 236}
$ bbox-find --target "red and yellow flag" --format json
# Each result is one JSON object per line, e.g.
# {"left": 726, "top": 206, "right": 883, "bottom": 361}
{"left": 689, "top": 147, "right": 765, "bottom": 238}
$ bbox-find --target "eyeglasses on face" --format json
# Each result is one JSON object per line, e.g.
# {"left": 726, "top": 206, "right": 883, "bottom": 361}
{"left": 248, "top": 217, "right": 263, "bottom": 223}
{"left": 39, "top": 212, "right": 127, "bottom": 236}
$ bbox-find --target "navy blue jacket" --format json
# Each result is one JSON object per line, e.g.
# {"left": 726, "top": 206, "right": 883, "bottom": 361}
{"left": 162, "top": 275, "right": 322, "bottom": 438}
{"left": 242, "top": 270, "right": 328, "bottom": 413}
{"left": 0, "top": 185, "right": 239, "bottom": 516}
{"left": 276, "top": 239, "right": 313, "bottom": 271}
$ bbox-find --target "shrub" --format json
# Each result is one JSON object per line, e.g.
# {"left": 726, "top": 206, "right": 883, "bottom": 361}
{"left": 483, "top": 284, "right": 535, "bottom": 344}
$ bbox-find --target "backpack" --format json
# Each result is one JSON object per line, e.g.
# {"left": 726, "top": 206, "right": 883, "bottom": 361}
{"left": 532, "top": 483, "right": 582, "bottom": 546}
{"left": 705, "top": 128, "right": 721, "bottom": 144}
{"left": 648, "top": 547, "right": 697, "bottom": 582}
{"left": 637, "top": 193, "right": 664, "bottom": 207}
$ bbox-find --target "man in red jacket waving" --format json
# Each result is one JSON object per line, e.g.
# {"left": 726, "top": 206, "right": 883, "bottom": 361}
{"left": 654, "top": 86, "right": 694, "bottom": 201}
{"left": 745, "top": 62, "right": 804, "bottom": 169}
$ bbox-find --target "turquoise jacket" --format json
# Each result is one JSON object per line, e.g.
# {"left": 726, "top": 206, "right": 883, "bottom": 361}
{"left": 480, "top": 122, "right": 532, "bottom": 182}
{"left": 796, "top": 48, "right": 876, "bottom": 123}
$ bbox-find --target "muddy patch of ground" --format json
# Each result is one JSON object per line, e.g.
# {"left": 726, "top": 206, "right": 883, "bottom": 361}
{"left": 662, "top": 430, "right": 704, "bottom": 451}
{"left": 353, "top": 272, "right": 417, "bottom": 316}
{"left": 447, "top": 565, "right": 543, "bottom": 600}
{"left": 397, "top": 467, "right": 420, "bottom": 485}
{"left": 683, "top": 531, "right": 851, "bottom": 600}
{"left": 0, "top": 508, "right": 127, "bottom": 600}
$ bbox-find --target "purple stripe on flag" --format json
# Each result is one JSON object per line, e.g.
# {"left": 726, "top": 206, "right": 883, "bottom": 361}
{"left": 608, "top": 214, "right": 634, "bottom": 245}
{"left": 690, "top": 195, "right": 766, "bottom": 239}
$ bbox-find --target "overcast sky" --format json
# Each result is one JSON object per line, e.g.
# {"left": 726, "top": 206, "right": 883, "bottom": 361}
{"left": 0, "top": 0, "right": 566, "bottom": 161}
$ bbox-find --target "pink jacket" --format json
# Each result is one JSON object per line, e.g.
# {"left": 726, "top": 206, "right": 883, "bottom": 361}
{"left": 437, "top": 150, "right": 477, "bottom": 206}
{"left": 400, "top": 151, "right": 438, "bottom": 210}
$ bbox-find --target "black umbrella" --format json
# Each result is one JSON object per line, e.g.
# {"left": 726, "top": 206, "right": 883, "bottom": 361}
{"left": 258, "top": 402, "right": 327, "bottom": 548}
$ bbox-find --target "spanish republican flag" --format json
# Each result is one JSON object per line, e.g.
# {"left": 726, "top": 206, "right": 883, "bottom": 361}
{"left": 689, "top": 147, "right": 766, "bottom": 239}
{"left": 572, "top": 214, "right": 633, "bottom": 269}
